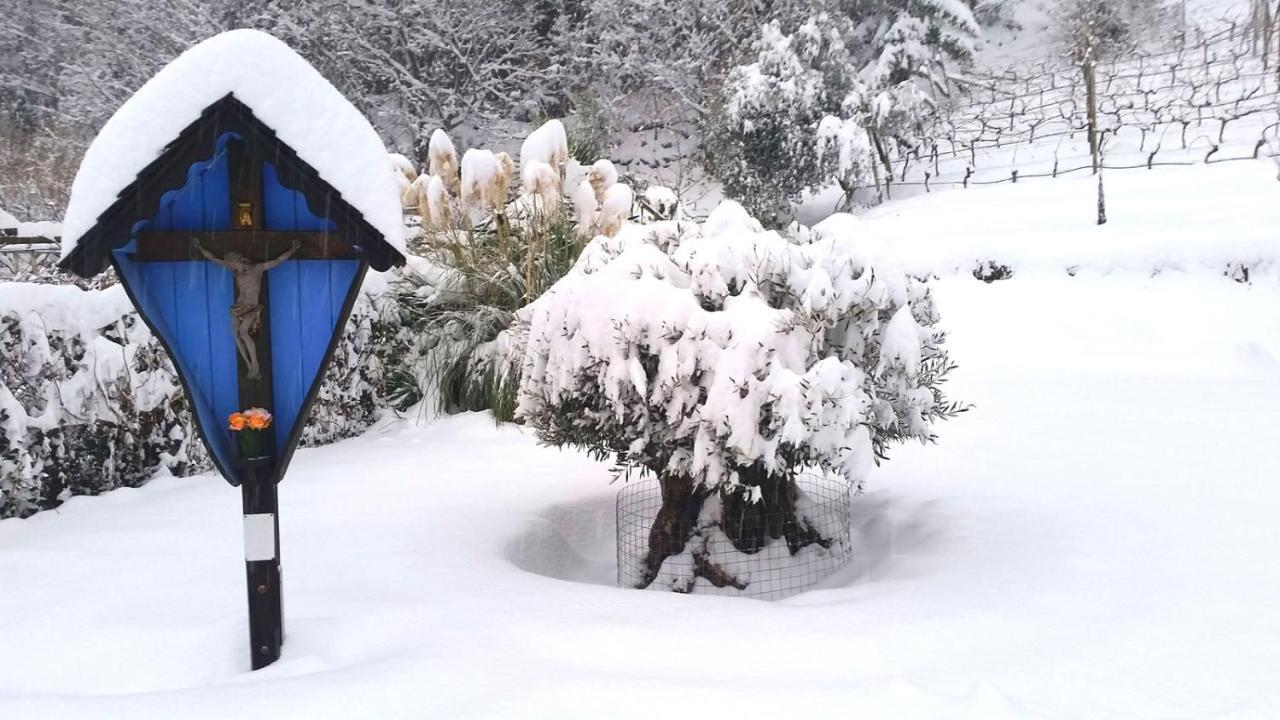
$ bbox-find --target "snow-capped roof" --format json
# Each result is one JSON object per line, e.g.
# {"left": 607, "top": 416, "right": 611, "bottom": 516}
{"left": 60, "top": 29, "right": 405, "bottom": 260}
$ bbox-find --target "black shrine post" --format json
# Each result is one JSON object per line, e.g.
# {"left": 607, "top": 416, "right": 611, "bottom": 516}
{"left": 228, "top": 136, "right": 282, "bottom": 670}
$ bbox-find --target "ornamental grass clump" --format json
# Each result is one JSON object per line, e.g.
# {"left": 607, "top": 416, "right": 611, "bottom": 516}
{"left": 390, "top": 120, "right": 636, "bottom": 420}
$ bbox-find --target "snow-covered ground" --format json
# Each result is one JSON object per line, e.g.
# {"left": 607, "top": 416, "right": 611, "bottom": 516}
{"left": 3, "top": 163, "right": 1279, "bottom": 718}
{"left": 861, "top": 159, "right": 1280, "bottom": 276}
{"left": 974, "top": 0, "right": 1253, "bottom": 67}
{"left": 0, "top": 206, "right": 60, "bottom": 240}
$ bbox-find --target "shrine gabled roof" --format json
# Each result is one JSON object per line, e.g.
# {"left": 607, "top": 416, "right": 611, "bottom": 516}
{"left": 59, "top": 30, "right": 406, "bottom": 277}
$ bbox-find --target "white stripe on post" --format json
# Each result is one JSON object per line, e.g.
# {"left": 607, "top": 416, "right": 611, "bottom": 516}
{"left": 243, "top": 513, "right": 277, "bottom": 562}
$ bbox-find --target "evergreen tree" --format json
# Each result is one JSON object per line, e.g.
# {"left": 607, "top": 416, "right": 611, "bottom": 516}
{"left": 701, "top": 14, "right": 865, "bottom": 224}
{"left": 702, "top": 1, "right": 980, "bottom": 217}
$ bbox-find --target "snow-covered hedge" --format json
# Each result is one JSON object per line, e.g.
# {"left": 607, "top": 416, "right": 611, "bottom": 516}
{"left": 0, "top": 282, "right": 400, "bottom": 519}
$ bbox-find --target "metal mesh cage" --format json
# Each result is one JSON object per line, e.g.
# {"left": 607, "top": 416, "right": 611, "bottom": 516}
{"left": 616, "top": 473, "right": 853, "bottom": 600}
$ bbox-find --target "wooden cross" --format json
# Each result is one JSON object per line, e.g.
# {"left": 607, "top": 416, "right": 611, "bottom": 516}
{"left": 133, "top": 230, "right": 357, "bottom": 262}
{"left": 130, "top": 138, "right": 356, "bottom": 414}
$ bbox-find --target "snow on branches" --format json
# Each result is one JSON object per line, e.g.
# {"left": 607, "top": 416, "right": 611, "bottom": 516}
{"left": 516, "top": 201, "right": 960, "bottom": 495}
{"left": 704, "top": 4, "right": 980, "bottom": 217}
{"left": 703, "top": 14, "right": 863, "bottom": 224}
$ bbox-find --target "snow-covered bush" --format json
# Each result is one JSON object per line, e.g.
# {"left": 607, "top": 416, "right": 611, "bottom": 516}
{"left": 0, "top": 285, "right": 204, "bottom": 518}
{"left": 638, "top": 185, "right": 684, "bottom": 222}
{"left": 391, "top": 121, "right": 635, "bottom": 419}
{"left": 701, "top": 15, "right": 862, "bottom": 225}
{"left": 703, "top": 3, "right": 980, "bottom": 216}
{"left": 0, "top": 284, "right": 401, "bottom": 519}
{"left": 974, "top": 0, "right": 1020, "bottom": 30}
{"left": 516, "top": 201, "right": 963, "bottom": 592}
{"left": 850, "top": 0, "right": 979, "bottom": 87}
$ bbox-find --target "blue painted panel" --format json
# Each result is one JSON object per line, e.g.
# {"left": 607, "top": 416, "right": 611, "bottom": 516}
{"left": 113, "top": 145, "right": 358, "bottom": 480}
{"left": 261, "top": 162, "right": 352, "bottom": 452}
{"left": 266, "top": 261, "right": 305, "bottom": 451}
{"left": 114, "top": 133, "right": 241, "bottom": 476}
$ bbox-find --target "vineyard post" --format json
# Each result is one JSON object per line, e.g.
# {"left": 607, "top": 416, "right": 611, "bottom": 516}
{"left": 1263, "top": 0, "right": 1274, "bottom": 69}
{"left": 1179, "top": 1, "right": 1187, "bottom": 51}
{"left": 1098, "top": 169, "right": 1108, "bottom": 225}
{"left": 1085, "top": 16, "right": 1100, "bottom": 175}
{"left": 1097, "top": 130, "right": 1109, "bottom": 226}
{"left": 1275, "top": 0, "right": 1280, "bottom": 79}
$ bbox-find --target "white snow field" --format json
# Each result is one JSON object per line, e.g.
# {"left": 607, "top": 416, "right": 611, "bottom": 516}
{"left": 3, "top": 162, "right": 1280, "bottom": 718}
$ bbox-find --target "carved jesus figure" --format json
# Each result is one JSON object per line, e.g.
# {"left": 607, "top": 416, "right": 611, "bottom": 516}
{"left": 192, "top": 238, "right": 301, "bottom": 379}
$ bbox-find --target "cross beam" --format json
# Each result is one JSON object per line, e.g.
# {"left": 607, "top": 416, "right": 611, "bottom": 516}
{"left": 132, "top": 231, "right": 358, "bottom": 262}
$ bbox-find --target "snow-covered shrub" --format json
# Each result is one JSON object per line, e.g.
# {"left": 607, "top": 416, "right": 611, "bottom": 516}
{"left": 566, "top": 95, "right": 619, "bottom": 163}
{"left": 701, "top": 15, "right": 860, "bottom": 225}
{"left": 703, "top": 3, "right": 979, "bottom": 216}
{"left": 637, "top": 185, "right": 684, "bottom": 222}
{"left": 516, "top": 201, "right": 964, "bottom": 593}
{"left": 974, "top": 0, "right": 1020, "bottom": 30}
{"left": 851, "top": 0, "right": 978, "bottom": 88}
{"left": 0, "top": 283, "right": 402, "bottom": 519}
{"left": 391, "top": 121, "right": 634, "bottom": 420}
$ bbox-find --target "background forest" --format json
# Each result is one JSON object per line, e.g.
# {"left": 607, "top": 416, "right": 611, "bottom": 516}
{"left": 0, "top": 0, "right": 1013, "bottom": 220}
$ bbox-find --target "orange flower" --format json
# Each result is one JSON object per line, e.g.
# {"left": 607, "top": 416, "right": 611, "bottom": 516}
{"left": 247, "top": 413, "right": 270, "bottom": 430}
{"left": 228, "top": 413, "right": 247, "bottom": 431}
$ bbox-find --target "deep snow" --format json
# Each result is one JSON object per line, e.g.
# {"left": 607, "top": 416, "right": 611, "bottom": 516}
{"left": 862, "top": 160, "right": 1280, "bottom": 277}
{"left": 1, "top": 267, "right": 1277, "bottom": 718}
{"left": 6, "top": 156, "right": 1280, "bottom": 716}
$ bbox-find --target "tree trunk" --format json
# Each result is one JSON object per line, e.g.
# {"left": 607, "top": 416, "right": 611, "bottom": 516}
{"left": 870, "top": 131, "right": 894, "bottom": 201}
{"left": 639, "top": 474, "right": 709, "bottom": 588}
{"left": 722, "top": 463, "right": 831, "bottom": 556}
{"left": 637, "top": 467, "right": 832, "bottom": 592}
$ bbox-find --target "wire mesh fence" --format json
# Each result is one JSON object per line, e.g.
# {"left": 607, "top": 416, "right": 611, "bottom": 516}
{"left": 864, "top": 5, "right": 1280, "bottom": 204}
{"left": 616, "top": 473, "right": 853, "bottom": 601}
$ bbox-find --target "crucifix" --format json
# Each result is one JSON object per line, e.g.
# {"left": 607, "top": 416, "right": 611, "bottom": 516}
{"left": 132, "top": 138, "right": 359, "bottom": 408}
{"left": 192, "top": 237, "right": 300, "bottom": 379}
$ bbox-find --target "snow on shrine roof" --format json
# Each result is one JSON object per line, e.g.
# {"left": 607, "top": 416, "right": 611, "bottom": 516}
{"left": 60, "top": 29, "right": 405, "bottom": 259}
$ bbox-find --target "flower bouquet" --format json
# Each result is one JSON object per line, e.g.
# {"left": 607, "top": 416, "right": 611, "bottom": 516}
{"left": 229, "top": 407, "right": 273, "bottom": 460}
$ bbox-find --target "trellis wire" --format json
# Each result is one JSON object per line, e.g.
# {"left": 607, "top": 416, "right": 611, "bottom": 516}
{"left": 616, "top": 473, "right": 853, "bottom": 601}
{"left": 869, "top": 7, "right": 1280, "bottom": 202}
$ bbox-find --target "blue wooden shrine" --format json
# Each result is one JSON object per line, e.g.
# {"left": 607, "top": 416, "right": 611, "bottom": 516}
{"left": 60, "top": 93, "right": 405, "bottom": 669}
